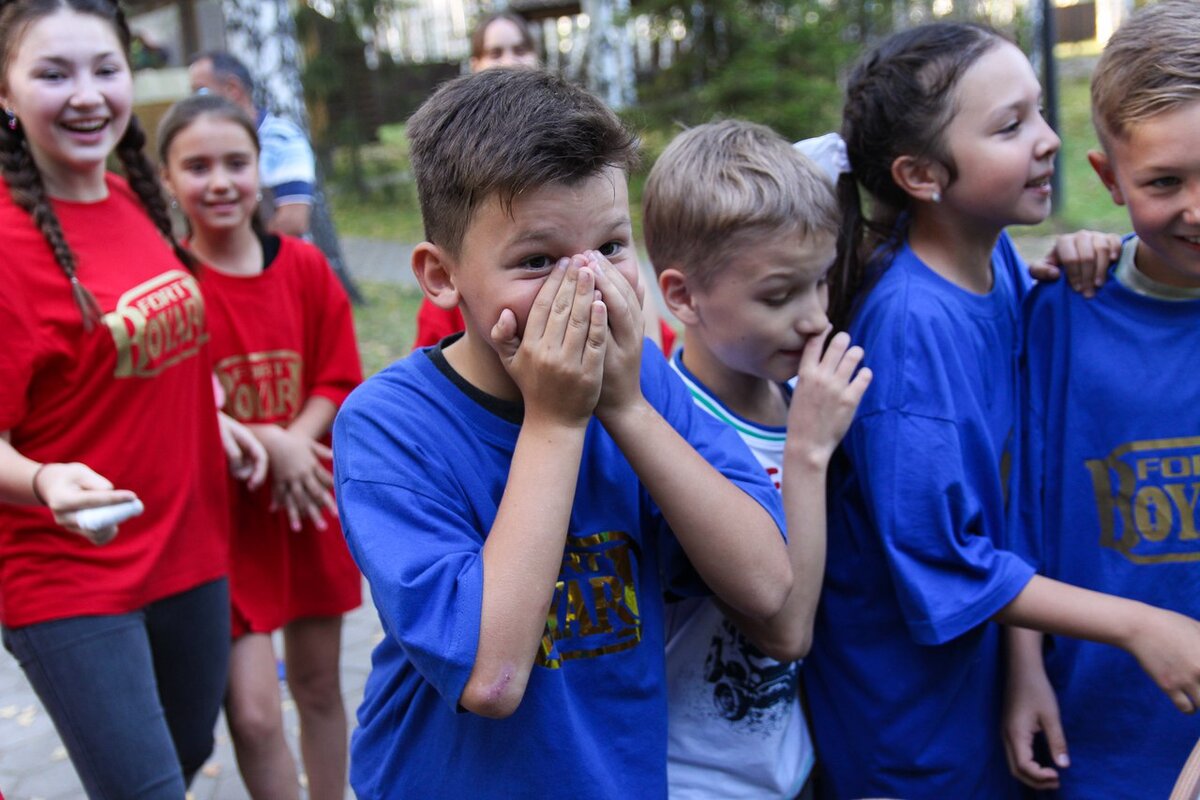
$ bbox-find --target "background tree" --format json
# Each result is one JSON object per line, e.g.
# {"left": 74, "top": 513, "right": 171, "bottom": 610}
{"left": 218, "top": 0, "right": 363, "bottom": 302}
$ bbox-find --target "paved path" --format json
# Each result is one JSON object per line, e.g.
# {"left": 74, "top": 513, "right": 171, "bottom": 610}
{"left": 0, "top": 581, "right": 381, "bottom": 800}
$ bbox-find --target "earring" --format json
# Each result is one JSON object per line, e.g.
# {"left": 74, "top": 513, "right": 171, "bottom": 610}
{"left": 931, "top": 190, "right": 942, "bottom": 204}
{"left": 169, "top": 196, "right": 178, "bottom": 209}
{"left": 4, "top": 109, "right": 16, "bottom": 131}
{"left": 255, "top": 190, "right": 263, "bottom": 203}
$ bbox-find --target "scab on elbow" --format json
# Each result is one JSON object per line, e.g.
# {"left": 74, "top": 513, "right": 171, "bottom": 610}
{"left": 459, "top": 665, "right": 526, "bottom": 719}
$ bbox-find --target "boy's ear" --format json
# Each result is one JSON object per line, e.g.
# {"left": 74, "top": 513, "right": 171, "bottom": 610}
{"left": 1087, "top": 149, "right": 1126, "bottom": 206}
{"left": 658, "top": 267, "right": 700, "bottom": 326}
{"left": 890, "top": 154, "right": 947, "bottom": 204}
{"left": 412, "top": 242, "right": 460, "bottom": 311}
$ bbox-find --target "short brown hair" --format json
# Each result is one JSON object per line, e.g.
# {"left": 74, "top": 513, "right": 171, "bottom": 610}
{"left": 643, "top": 119, "right": 839, "bottom": 288}
{"left": 1092, "top": 0, "right": 1200, "bottom": 146}
{"left": 406, "top": 69, "right": 639, "bottom": 255}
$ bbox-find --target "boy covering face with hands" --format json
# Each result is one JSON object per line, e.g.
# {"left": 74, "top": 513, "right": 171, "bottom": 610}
{"left": 332, "top": 68, "right": 790, "bottom": 798}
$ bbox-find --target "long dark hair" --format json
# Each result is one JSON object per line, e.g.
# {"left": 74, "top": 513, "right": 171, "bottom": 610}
{"left": 0, "top": 0, "right": 193, "bottom": 331}
{"left": 829, "top": 21, "right": 1002, "bottom": 331}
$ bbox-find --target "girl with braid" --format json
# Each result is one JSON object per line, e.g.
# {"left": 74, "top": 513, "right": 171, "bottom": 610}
{"left": 158, "top": 93, "right": 362, "bottom": 800}
{"left": 0, "top": 1, "right": 264, "bottom": 795}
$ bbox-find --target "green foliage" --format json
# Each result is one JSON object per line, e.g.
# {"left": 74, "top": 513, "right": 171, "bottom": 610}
{"left": 353, "top": 280, "right": 424, "bottom": 377}
{"left": 636, "top": 1, "right": 862, "bottom": 139}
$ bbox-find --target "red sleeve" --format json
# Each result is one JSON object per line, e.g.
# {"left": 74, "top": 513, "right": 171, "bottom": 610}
{"left": 302, "top": 245, "right": 362, "bottom": 408}
{"left": 658, "top": 320, "right": 677, "bottom": 356}
{"left": 412, "top": 298, "right": 464, "bottom": 351}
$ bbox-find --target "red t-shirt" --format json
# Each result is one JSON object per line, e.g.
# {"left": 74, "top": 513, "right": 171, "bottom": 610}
{"left": 413, "top": 297, "right": 678, "bottom": 355}
{"left": 0, "top": 175, "right": 230, "bottom": 627}
{"left": 202, "top": 236, "right": 363, "bottom": 634}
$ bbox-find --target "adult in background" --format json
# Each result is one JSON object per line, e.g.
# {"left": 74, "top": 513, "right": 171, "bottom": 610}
{"left": 188, "top": 50, "right": 316, "bottom": 238}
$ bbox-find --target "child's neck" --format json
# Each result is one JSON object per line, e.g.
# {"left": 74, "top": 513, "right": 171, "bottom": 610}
{"left": 442, "top": 329, "right": 523, "bottom": 404}
{"left": 190, "top": 225, "right": 264, "bottom": 277}
{"left": 680, "top": 338, "right": 788, "bottom": 428}
{"left": 907, "top": 206, "right": 1001, "bottom": 295}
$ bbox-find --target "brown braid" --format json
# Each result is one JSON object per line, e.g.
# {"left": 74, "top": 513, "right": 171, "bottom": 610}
{"left": 115, "top": 115, "right": 196, "bottom": 271}
{"left": 0, "top": 116, "right": 105, "bottom": 330}
{"left": 0, "top": 0, "right": 196, "bottom": 328}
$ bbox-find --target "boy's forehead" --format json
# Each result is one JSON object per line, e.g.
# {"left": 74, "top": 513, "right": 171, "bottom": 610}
{"left": 464, "top": 168, "right": 631, "bottom": 243}
{"left": 1113, "top": 101, "right": 1200, "bottom": 166}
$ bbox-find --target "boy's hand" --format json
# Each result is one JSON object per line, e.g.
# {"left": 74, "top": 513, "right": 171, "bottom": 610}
{"left": 492, "top": 256, "right": 607, "bottom": 428}
{"left": 1125, "top": 607, "right": 1200, "bottom": 713}
{"left": 253, "top": 424, "right": 337, "bottom": 532}
{"left": 34, "top": 462, "right": 138, "bottom": 546}
{"left": 1003, "top": 657, "right": 1069, "bottom": 790}
{"left": 786, "top": 330, "right": 871, "bottom": 468}
{"left": 589, "top": 251, "right": 645, "bottom": 421}
{"left": 1028, "top": 231, "right": 1122, "bottom": 297}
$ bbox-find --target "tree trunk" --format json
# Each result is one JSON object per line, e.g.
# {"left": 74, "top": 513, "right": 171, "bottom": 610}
{"left": 218, "top": 0, "right": 363, "bottom": 303}
{"left": 584, "top": 0, "right": 636, "bottom": 109}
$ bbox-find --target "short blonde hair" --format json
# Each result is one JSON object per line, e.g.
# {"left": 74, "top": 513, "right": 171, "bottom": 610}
{"left": 642, "top": 119, "right": 838, "bottom": 289}
{"left": 1092, "top": 0, "right": 1200, "bottom": 146}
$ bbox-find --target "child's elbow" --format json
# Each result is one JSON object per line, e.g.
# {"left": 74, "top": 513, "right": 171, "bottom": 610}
{"left": 738, "top": 560, "right": 793, "bottom": 622}
{"left": 458, "top": 670, "right": 530, "bottom": 719}
{"left": 756, "top": 627, "right": 813, "bottom": 663}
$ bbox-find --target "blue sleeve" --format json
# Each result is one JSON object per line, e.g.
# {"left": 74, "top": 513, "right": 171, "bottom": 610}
{"left": 333, "top": 391, "right": 482, "bottom": 711}
{"left": 1014, "top": 281, "right": 1066, "bottom": 571}
{"left": 848, "top": 409, "right": 1035, "bottom": 645}
{"left": 640, "top": 347, "right": 787, "bottom": 596}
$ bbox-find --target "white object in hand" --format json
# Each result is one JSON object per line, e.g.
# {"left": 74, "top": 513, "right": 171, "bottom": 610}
{"left": 74, "top": 499, "right": 144, "bottom": 531}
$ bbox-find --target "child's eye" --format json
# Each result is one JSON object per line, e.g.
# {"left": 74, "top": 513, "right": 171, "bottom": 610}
{"left": 37, "top": 69, "right": 65, "bottom": 82}
{"left": 96, "top": 63, "right": 122, "bottom": 77}
{"left": 597, "top": 241, "right": 623, "bottom": 258}
{"left": 1148, "top": 176, "right": 1182, "bottom": 190}
{"left": 999, "top": 120, "right": 1021, "bottom": 135}
{"left": 762, "top": 292, "right": 792, "bottom": 307}
{"left": 519, "top": 255, "right": 553, "bottom": 271}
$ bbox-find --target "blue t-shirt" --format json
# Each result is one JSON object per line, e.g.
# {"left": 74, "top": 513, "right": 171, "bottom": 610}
{"left": 806, "top": 234, "right": 1036, "bottom": 799}
{"left": 333, "top": 340, "right": 785, "bottom": 798}
{"left": 1016, "top": 250, "right": 1200, "bottom": 800}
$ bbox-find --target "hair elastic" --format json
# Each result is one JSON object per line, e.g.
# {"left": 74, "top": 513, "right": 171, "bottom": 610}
{"left": 793, "top": 132, "right": 851, "bottom": 184}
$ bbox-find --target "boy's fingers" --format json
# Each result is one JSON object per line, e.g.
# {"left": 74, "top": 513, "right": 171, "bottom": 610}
{"left": 847, "top": 366, "right": 873, "bottom": 402}
{"left": 1028, "top": 260, "right": 1062, "bottom": 282}
{"left": 1043, "top": 714, "right": 1071, "bottom": 769}
{"left": 582, "top": 300, "right": 608, "bottom": 371}
{"left": 310, "top": 441, "right": 334, "bottom": 461}
{"left": 490, "top": 308, "right": 521, "bottom": 361}
{"left": 547, "top": 257, "right": 586, "bottom": 343}
{"left": 834, "top": 344, "right": 867, "bottom": 384}
{"left": 524, "top": 258, "right": 570, "bottom": 339}
{"left": 561, "top": 266, "right": 598, "bottom": 357}
{"left": 800, "top": 327, "right": 832, "bottom": 372}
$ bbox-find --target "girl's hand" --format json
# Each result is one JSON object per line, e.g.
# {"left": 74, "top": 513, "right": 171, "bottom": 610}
{"left": 253, "top": 425, "right": 337, "bottom": 532}
{"left": 491, "top": 256, "right": 607, "bottom": 428}
{"left": 589, "top": 250, "right": 645, "bottom": 422}
{"left": 218, "top": 412, "right": 268, "bottom": 490}
{"left": 33, "top": 462, "right": 138, "bottom": 546}
{"left": 786, "top": 329, "right": 871, "bottom": 468}
{"left": 1125, "top": 607, "right": 1200, "bottom": 713}
{"left": 1003, "top": 656, "right": 1069, "bottom": 790}
{"left": 1028, "top": 231, "right": 1122, "bottom": 297}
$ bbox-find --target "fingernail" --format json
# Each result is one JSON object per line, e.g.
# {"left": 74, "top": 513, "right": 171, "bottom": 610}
{"left": 1056, "top": 754, "right": 1070, "bottom": 768}
{"left": 557, "top": 258, "right": 569, "bottom": 270}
